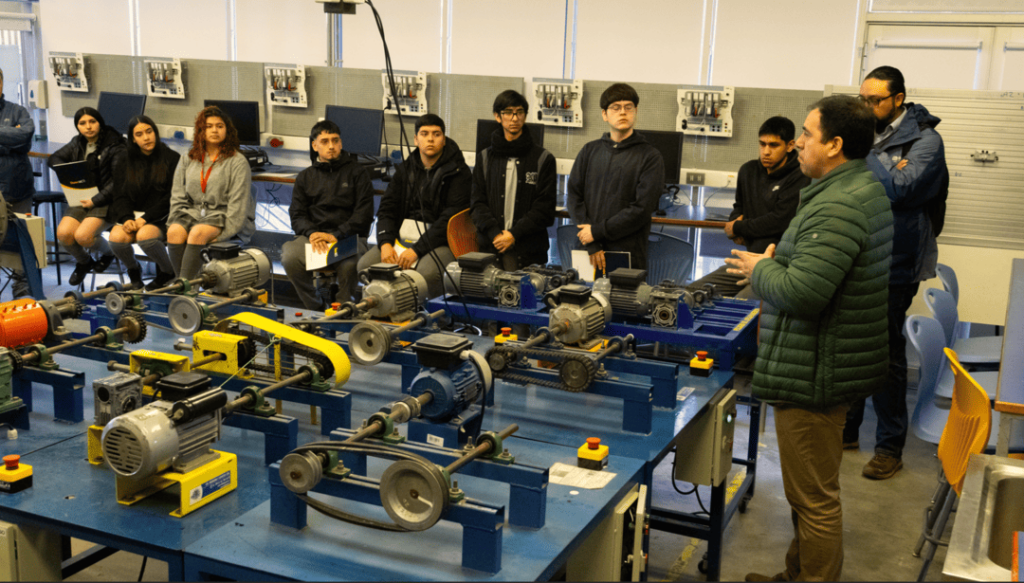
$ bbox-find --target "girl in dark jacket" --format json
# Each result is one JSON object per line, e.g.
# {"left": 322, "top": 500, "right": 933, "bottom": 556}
{"left": 108, "top": 116, "right": 181, "bottom": 290}
{"left": 48, "top": 107, "right": 127, "bottom": 286}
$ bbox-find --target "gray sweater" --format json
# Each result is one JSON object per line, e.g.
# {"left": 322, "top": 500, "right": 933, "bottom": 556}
{"left": 169, "top": 151, "right": 255, "bottom": 243}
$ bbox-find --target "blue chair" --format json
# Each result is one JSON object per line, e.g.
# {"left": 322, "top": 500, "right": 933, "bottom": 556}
{"left": 908, "top": 315, "right": 951, "bottom": 445}
{"left": 923, "top": 288, "right": 1002, "bottom": 366}
{"left": 645, "top": 232, "right": 694, "bottom": 286}
{"left": 935, "top": 263, "right": 958, "bottom": 304}
{"left": 555, "top": 224, "right": 582, "bottom": 270}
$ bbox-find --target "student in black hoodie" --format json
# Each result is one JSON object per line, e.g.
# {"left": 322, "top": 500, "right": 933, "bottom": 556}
{"left": 687, "top": 116, "right": 808, "bottom": 297}
{"left": 568, "top": 83, "right": 664, "bottom": 272}
{"left": 470, "top": 90, "right": 556, "bottom": 270}
{"left": 357, "top": 113, "right": 470, "bottom": 298}
{"left": 108, "top": 116, "right": 181, "bottom": 290}
{"left": 282, "top": 120, "right": 374, "bottom": 310}
{"left": 49, "top": 107, "right": 126, "bottom": 286}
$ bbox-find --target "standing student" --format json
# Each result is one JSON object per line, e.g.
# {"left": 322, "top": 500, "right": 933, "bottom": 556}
{"left": 282, "top": 120, "right": 374, "bottom": 310}
{"left": 567, "top": 83, "right": 664, "bottom": 272}
{"left": 845, "top": 65, "right": 950, "bottom": 480}
{"left": 686, "top": 116, "right": 808, "bottom": 298}
{"left": 726, "top": 95, "right": 893, "bottom": 581}
{"left": 470, "top": 90, "right": 556, "bottom": 270}
{"left": 49, "top": 107, "right": 126, "bottom": 286}
{"left": 108, "top": 116, "right": 180, "bottom": 290}
{"left": 0, "top": 67, "right": 36, "bottom": 298}
{"left": 357, "top": 113, "right": 470, "bottom": 298}
{"left": 167, "top": 106, "right": 255, "bottom": 280}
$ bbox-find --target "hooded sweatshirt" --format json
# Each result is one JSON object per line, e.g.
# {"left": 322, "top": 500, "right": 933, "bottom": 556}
{"left": 730, "top": 150, "right": 810, "bottom": 254}
{"left": 290, "top": 151, "right": 375, "bottom": 241}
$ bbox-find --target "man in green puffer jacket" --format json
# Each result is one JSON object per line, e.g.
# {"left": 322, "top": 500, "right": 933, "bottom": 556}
{"left": 726, "top": 95, "right": 893, "bottom": 582}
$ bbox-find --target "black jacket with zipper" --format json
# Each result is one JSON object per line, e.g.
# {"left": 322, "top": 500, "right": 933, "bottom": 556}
{"left": 730, "top": 150, "right": 809, "bottom": 254}
{"left": 470, "top": 126, "right": 556, "bottom": 265}
{"left": 110, "top": 142, "right": 180, "bottom": 227}
{"left": 290, "top": 151, "right": 375, "bottom": 241}
{"left": 376, "top": 138, "right": 471, "bottom": 258}
{"left": 48, "top": 125, "right": 127, "bottom": 217}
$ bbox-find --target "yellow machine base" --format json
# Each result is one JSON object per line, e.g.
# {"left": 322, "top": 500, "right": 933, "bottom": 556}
{"left": 191, "top": 330, "right": 255, "bottom": 379}
{"left": 129, "top": 350, "right": 191, "bottom": 397}
{"left": 114, "top": 450, "right": 238, "bottom": 518}
{"left": 87, "top": 425, "right": 104, "bottom": 465}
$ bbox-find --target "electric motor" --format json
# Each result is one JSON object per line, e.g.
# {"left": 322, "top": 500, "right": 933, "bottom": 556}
{"left": 360, "top": 263, "right": 429, "bottom": 322}
{"left": 0, "top": 299, "right": 75, "bottom": 348}
{"left": 93, "top": 372, "right": 143, "bottom": 426}
{"left": 592, "top": 268, "right": 655, "bottom": 318}
{"left": 547, "top": 284, "right": 611, "bottom": 344}
{"left": 408, "top": 334, "right": 485, "bottom": 422}
{"left": 101, "top": 371, "right": 224, "bottom": 479}
{"left": 201, "top": 242, "right": 271, "bottom": 296}
{"left": 445, "top": 252, "right": 548, "bottom": 308}
{"left": 520, "top": 264, "right": 578, "bottom": 293}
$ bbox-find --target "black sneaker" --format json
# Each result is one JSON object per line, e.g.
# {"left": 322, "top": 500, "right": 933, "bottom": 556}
{"left": 69, "top": 260, "right": 95, "bottom": 287}
{"left": 93, "top": 254, "right": 116, "bottom": 273}
{"left": 127, "top": 266, "right": 144, "bottom": 289}
{"left": 145, "top": 269, "right": 176, "bottom": 291}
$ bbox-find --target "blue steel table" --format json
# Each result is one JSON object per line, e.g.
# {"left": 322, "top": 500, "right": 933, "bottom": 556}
{"left": 183, "top": 437, "right": 645, "bottom": 581}
{"left": 995, "top": 258, "right": 1024, "bottom": 456}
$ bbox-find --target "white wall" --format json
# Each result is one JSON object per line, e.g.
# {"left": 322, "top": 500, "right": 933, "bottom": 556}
{"left": 449, "top": 0, "right": 565, "bottom": 79}
{"left": 139, "top": 0, "right": 228, "bottom": 61}
{"left": 339, "top": 0, "right": 443, "bottom": 72}
{"left": 710, "top": 0, "right": 862, "bottom": 89}
{"left": 237, "top": 0, "right": 327, "bottom": 65}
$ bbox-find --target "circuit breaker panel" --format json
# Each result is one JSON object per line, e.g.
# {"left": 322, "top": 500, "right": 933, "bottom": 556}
{"left": 48, "top": 52, "right": 88, "bottom": 92}
{"left": 0, "top": 520, "right": 61, "bottom": 581}
{"left": 144, "top": 57, "right": 185, "bottom": 99}
{"left": 265, "top": 64, "right": 308, "bottom": 108}
{"left": 676, "top": 85, "right": 734, "bottom": 137}
{"left": 673, "top": 388, "right": 737, "bottom": 486}
{"left": 382, "top": 70, "right": 427, "bottom": 117}
{"left": 528, "top": 78, "right": 583, "bottom": 128}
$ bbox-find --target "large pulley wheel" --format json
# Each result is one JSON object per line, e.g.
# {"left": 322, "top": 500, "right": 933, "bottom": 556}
{"left": 106, "top": 292, "right": 127, "bottom": 316}
{"left": 379, "top": 460, "right": 449, "bottom": 531}
{"left": 348, "top": 321, "right": 392, "bottom": 366}
{"left": 168, "top": 296, "right": 205, "bottom": 335}
{"left": 279, "top": 451, "right": 324, "bottom": 494}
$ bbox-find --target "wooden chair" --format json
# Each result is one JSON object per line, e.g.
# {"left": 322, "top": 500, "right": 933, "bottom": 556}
{"left": 446, "top": 208, "right": 479, "bottom": 258}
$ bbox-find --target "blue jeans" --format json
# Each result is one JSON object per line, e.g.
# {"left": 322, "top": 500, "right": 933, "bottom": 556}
{"left": 844, "top": 282, "right": 919, "bottom": 457}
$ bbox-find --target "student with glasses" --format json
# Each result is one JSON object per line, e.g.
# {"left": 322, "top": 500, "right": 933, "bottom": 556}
{"left": 470, "top": 90, "right": 556, "bottom": 270}
{"left": 566, "top": 83, "right": 664, "bottom": 272}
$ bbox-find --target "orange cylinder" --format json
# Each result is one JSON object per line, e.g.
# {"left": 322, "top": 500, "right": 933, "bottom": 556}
{"left": 0, "top": 300, "right": 49, "bottom": 348}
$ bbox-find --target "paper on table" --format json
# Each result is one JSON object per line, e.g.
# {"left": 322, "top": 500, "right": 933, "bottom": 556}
{"left": 547, "top": 462, "right": 616, "bottom": 489}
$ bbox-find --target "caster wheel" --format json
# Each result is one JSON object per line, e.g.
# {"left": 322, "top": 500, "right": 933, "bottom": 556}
{"left": 698, "top": 559, "right": 709, "bottom": 574}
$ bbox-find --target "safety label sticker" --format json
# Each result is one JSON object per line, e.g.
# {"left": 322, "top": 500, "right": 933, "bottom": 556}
{"left": 190, "top": 471, "right": 231, "bottom": 504}
{"left": 426, "top": 434, "right": 444, "bottom": 447}
{"left": 548, "top": 462, "right": 616, "bottom": 489}
{"left": 678, "top": 386, "right": 695, "bottom": 401}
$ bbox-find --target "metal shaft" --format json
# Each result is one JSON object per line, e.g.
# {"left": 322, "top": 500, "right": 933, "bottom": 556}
{"left": 523, "top": 322, "right": 567, "bottom": 350}
{"left": 224, "top": 369, "right": 312, "bottom": 414}
{"left": 22, "top": 325, "right": 130, "bottom": 365}
{"left": 593, "top": 336, "right": 630, "bottom": 361}
{"left": 317, "top": 297, "right": 375, "bottom": 322}
{"left": 53, "top": 284, "right": 119, "bottom": 306}
{"left": 149, "top": 277, "right": 205, "bottom": 295}
{"left": 343, "top": 393, "right": 433, "bottom": 443}
{"left": 389, "top": 309, "right": 445, "bottom": 337}
{"left": 445, "top": 424, "right": 519, "bottom": 475}
{"left": 209, "top": 291, "right": 258, "bottom": 311}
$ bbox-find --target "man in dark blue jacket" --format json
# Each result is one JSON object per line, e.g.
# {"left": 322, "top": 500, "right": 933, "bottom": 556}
{"left": 282, "top": 120, "right": 374, "bottom": 310}
{"left": 568, "top": 83, "right": 664, "bottom": 272}
{"left": 846, "top": 66, "right": 950, "bottom": 480}
{"left": 470, "top": 90, "right": 556, "bottom": 270}
{"left": 0, "top": 69, "right": 37, "bottom": 298}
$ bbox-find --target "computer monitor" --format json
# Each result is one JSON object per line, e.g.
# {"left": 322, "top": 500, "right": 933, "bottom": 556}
{"left": 640, "top": 129, "right": 684, "bottom": 185}
{"left": 97, "top": 92, "right": 147, "bottom": 136}
{"left": 475, "top": 119, "right": 545, "bottom": 155}
{"left": 203, "top": 99, "right": 261, "bottom": 146}
{"left": 323, "top": 105, "right": 384, "bottom": 157}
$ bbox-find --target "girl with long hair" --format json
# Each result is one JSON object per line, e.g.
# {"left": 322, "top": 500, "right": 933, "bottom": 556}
{"left": 108, "top": 115, "right": 181, "bottom": 289}
{"left": 166, "top": 106, "right": 255, "bottom": 279}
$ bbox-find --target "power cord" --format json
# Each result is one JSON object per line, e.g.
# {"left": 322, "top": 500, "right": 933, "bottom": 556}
{"left": 0, "top": 423, "right": 16, "bottom": 440}
{"left": 670, "top": 446, "right": 710, "bottom": 515}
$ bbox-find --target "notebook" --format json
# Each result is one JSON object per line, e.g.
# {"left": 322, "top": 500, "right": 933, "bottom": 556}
{"left": 51, "top": 160, "right": 98, "bottom": 208}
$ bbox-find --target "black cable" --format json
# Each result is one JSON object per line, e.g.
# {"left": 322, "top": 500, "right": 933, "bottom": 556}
{"left": 137, "top": 556, "right": 147, "bottom": 582}
{"left": 693, "top": 486, "right": 710, "bottom": 516}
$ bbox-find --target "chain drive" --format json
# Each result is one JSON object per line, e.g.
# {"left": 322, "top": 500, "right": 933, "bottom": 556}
{"left": 486, "top": 344, "right": 598, "bottom": 393}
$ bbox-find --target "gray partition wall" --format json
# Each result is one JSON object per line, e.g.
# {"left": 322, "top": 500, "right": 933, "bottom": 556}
{"left": 62, "top": 54, "right": 821, "bottom": 173}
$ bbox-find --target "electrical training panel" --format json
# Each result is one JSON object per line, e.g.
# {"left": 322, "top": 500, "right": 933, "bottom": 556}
{"left": 144, "top": 57, "right": 185, "bottom": 99}
{"left": 382, "top": 70, "right": 426, "bottom": 116}
{"left": 48, "top": 52, "right": 88, "bottom": 92}
{"left": 676, "top": 85, "right": 734, "bottom": 137}
{"left": 265, "top": 64, "right": 308, "bottom": 108}
{"left": 528, "top": 78, "right": 583, "bottom": 128}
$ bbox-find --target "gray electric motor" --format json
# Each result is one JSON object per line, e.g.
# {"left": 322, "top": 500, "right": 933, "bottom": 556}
{"left": 93, "top": 372, "right": 143, "bottom": 426}
{"left": 592, "top": 268, "right": 694, "bottom": 328}
{"left": 360, "top": 263, "right": 429, "bottom": 322}
{"left": 547, "top": 284, "right": 611, "bottom": 344}
{"left": 444, "top": 252, "right": 533, "bottom": 307}
{"left": 202, "top": 243, "right": 271, "bottom": 296}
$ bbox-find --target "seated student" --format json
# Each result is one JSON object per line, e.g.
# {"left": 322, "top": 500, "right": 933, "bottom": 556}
{"left": 685, "top": 116, "right": 808, "bottom": 298}
{"left": 107, "top": 115, "right": 181, "bottom": 290}
{"left": 470, "top": 90, "right": 556, "bottom": 270}
{"left": 49, "top": 107, "right": 126, "bottom": 286}
{"left": 357, "top": 113, "right": 470, "bottom": 298}
{"left": 281, "top": 120, "right": 374, "bottom": 310}
{"left": 567, "top": 83, "right": 664, "bottom": 272}
{"left": 167, "top": 106, "right": 255, "bottom": 280}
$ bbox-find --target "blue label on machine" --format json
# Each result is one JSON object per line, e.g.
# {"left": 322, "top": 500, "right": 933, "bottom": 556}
{"left": 201, "top": 472, "right": 231, "bottom": 498}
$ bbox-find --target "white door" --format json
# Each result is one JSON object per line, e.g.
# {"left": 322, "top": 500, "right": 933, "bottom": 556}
{"left": 991, "top": 27, "right": 1024, "bottom": 90}
{"left": 863, "top": 25, "right": 995, "bottom": 90}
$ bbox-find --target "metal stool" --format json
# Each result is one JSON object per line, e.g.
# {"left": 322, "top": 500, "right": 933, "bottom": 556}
{"left": 32, "top": 190, "right": 69, "bottom": 285}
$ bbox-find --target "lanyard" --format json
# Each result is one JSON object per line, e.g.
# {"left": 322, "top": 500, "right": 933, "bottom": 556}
{"left": 200, "top": 152, "right": 219, "bottom": 194}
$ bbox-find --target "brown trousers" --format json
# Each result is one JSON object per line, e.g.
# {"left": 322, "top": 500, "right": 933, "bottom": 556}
{"left": 774, "top": 404, "right": 848, "bottom": 581}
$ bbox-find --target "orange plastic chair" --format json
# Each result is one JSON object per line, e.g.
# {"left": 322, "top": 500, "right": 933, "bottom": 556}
{"left": 446, "top": 208, "right": 479, "bottom": 258}
{"left": 938, "top": 347, "right": 993, "bottom": 495}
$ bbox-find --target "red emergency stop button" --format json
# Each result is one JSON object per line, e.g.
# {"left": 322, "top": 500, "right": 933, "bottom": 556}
{"left": 696, "top": 350, "right": 708, "bottom": 361}
{"left": 3, "top": 455, "right": 19, "bottom": 470}
{"left": 501, "top": 327, "right": 512, "bottom": 337}
{"left": 586, "top": 437, "right": 601, "bottom": 450}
